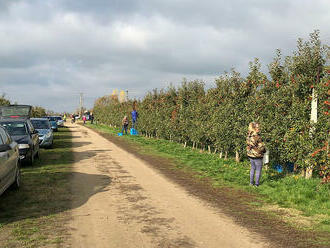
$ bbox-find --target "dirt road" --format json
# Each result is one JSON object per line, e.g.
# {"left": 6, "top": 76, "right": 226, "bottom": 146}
{"left": 68, "top": 124, "right": 271, "bottom": 248}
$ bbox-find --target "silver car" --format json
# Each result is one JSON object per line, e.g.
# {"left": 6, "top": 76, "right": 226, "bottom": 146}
{"left": 54, "top": 116, "right": 64, "bottom": 127}
{"left": 0, "top": 126, "right": 20, "bottom": 196}
{"left": 31, "top": 118, "right": 54, "bottom": 148}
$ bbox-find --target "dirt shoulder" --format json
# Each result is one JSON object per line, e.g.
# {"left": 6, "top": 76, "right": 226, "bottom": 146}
{"left": 85, "top": 125, "right": 328, "bottom": 248}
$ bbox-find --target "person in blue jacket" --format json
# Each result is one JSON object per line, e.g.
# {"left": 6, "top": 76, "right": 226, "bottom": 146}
{"left": 131, "top": 108, "right": 138, "bottom": 129}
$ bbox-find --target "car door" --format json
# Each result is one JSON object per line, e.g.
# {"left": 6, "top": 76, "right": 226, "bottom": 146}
{"left": 0, "top": 127, "right": 14, "bottom": 193}
{"left": 0, "top": 132, "right": 6, "bottom": 191}
{"left": 3, "top": 131, "right": 17, "bottom": 179}
{"left": 27, "top": 120, "right": 39, "bottom": 156}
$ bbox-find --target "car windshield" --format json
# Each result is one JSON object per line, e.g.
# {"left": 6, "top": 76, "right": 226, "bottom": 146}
{"left": 55, "top": 117, "right": 62, "bottom": 120}
{"left": 0, "top": 121, "right": 27, "bottom": 136}
{"left": 48, "top": 117, "right": 57, "bottom": 121}
{"left": 1, "top": 105, "right": 31, "bottom": 117}
{"left": 31, "top": 120, "right": 50, "bottom": 129}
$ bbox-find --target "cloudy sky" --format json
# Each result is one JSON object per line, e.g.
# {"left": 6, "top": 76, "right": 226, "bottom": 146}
{"left": 0, "top": 0, "right": 329, "bottom": 112}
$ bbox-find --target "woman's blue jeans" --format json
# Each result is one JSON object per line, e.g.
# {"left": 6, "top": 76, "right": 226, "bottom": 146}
{"left": 122, "top": 124, "right": 128, "bottom": 135}
{"left": 249, "top": 158, "right": 263, "bottom": 186}
{"left": 132, "top": 120, "right": 137, "bottom": 129}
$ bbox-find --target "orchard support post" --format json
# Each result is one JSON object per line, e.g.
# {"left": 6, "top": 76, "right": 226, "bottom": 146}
{"left": 306, "top": 88, "right": 318, "bottom": 179}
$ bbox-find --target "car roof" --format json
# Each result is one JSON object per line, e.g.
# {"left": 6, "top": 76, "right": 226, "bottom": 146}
{"left": 31, "top": 118, "right": 49, "bottom": 121}
{"left": 0, "top": 118, "right": 29, "bottom": 123}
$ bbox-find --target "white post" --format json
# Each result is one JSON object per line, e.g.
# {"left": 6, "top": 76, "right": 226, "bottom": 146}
{"left": 263, "top": 150, "right": 269, "bottom": 170}
{"left": 306, "top": 88, "right": 318, "bottom": 179}
{"left": 310, "top": 88, "right": 318, "bottom": 123}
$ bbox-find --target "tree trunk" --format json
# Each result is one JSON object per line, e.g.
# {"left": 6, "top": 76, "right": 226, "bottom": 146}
{"left": 301, "top": 168, "right": 306, "bottom": 177}
{"left": 208, "top": 145, "right": 211, "bottom": 154}
{"left": 192, "top": 141, "right": 195, "bottom": 149}
{"left": 214, "top": 148, "right": 217, "bottom": 154}
{"left": 305, "top": 166, "right": 313, "bottom": 179}
{"left": 224, "top": 151, "right": 228, "bottom": 160}
{"left": 219, "top": 151, "right": 223, "bottom": 159}
{"left": 235, "top": 151, "right": 240, "bottom": 162}
{"left": 184, "top": 141, "right": 187, "bottom": 148}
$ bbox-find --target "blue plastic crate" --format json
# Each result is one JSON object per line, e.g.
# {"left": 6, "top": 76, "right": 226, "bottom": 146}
{"left": 274, "top": 164, "right": 283, "bottom": 173}
{"left": 118, "top": 132, "right": 123, "bottom": 136}
{"left": 130, "top": 128, "right": 138, "bottom": 135}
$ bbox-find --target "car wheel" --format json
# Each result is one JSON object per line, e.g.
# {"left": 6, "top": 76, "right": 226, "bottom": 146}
{"left": 28, "top": 151, "right": 34, "bottom": 165}
{"left": 11, "top": 166, "right": 21, "bottom": 190}
{"left": 35, "top": 150, "right": 40, "bottom": 159}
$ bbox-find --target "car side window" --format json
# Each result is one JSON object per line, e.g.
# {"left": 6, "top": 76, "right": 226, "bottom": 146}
{"left": 5, "top": 132, "right": 12, "bottom": 144}
{"left": 27, "top": 120, "right": 34, "bottom": 133}
{"left": 0, "top": 128, "right": 7, "bottom": 145}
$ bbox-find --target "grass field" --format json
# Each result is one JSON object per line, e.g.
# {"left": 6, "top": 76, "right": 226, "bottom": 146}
{"left": 87, "top": 123, "right": 330, "bottom": 235}
{"left": 0, "top": 128, "right": 73, "bottom": 248}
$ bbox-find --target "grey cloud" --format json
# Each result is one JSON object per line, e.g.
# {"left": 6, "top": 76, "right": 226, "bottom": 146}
{"left": 0, "top": 0, "right": 329, "bottom": 112}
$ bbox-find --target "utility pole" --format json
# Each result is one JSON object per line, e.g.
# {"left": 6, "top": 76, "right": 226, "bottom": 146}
{"left": 126, "top": 90, "right": 129, "bottom": 101}
{"left": 79, "top": 93, "right": 83, "bottom": 117}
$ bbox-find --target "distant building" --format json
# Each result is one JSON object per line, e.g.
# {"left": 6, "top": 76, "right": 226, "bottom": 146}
{"left": 111, "top": 89, "right": 126, "bottom": 103}
{"left": 119, "top": 90, "right": 126, "bottom": 103}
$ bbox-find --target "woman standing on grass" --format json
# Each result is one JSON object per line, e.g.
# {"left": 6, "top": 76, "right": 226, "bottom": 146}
{"left": 122, "top": 116, "right": 129, "bottom": 135}
{"left": 246, "top": 122, "right": 266, "bottom": 187}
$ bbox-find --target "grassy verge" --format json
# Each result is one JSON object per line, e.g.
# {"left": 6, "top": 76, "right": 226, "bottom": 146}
{"left": 0, "top": 128, "right": 73, "bottom": 248}
{"left": 87, "top": 123, "right": 330, "bottom": 235}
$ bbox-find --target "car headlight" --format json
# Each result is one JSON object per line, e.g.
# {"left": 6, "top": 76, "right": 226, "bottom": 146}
{"left": 18, "top": 144, "right": 30, "bottom": 149}
{"left": 45, "top": 132, "right": 52, "bottom": 138}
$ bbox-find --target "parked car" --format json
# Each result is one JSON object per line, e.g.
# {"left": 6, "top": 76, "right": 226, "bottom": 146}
{"left": 31, "top": 118, "right": 54, "bottom": 148}
{"left": 54, "top": 116, "right": 64, "bottom": 127}
{"left": 0, "top": 126, "right": 20, "bottom": 196}
{"left": 0, "top": 104, "right": 32, "bottom": 118}
{"left": 0, "top": 105, "right": 39, "bottom": 165}
{"left": 0, "top": 119, "right": 39, "bottom": 165}
{"left": 44, "top": 116, "right": 58, "bottom": 132}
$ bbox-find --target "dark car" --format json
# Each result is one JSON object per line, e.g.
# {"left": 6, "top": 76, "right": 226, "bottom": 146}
{"left": 0, "top": 119, "right": 39, "bottom": 165}
{"left": 0, "top": 104, "right": 32, "bottom": 118}
{"left": 0, "top": 126, "right": 20, "bottom": 196}
{"left": 31, "top": 118, "right": 54, "bottom": 148}
{"left": 44, "top": 116, "right": 58, "bottom": 132}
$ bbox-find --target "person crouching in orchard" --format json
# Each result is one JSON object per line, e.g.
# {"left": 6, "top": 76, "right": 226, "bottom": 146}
{"left": 246, "top": 122, "right": 266, "bottom": 187}
{"left": 122, "top": 116, "right": 129, "bottom": 135}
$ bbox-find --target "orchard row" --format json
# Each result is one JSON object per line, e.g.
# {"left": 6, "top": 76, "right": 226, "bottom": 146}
{"left": 94, "top": 31, "right": 329, "bottom": 182}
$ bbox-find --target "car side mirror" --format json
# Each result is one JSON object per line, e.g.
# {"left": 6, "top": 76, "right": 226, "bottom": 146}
{"left": 0, "top": 144, "right": 11, "bottom": 152}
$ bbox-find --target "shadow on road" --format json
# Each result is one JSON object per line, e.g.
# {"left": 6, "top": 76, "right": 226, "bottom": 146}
{"left": 0, "top": 171, "right": 111, "bottom": 225}
{"left": 73, "top": 149, "right": 112, "bottom": 163}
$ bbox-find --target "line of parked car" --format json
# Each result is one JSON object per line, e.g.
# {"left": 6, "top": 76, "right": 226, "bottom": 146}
{"left": 0, "top": 105, "right": 65, "bottom": 196}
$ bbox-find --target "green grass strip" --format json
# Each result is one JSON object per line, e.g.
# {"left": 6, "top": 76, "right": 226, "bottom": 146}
{"left": 0, "top": 128, "right": 73, "bottom": 248}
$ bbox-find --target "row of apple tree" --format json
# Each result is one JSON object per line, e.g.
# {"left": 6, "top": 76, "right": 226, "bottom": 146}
{"left": 93, "top": 31, "right": 329, "bottom": 181}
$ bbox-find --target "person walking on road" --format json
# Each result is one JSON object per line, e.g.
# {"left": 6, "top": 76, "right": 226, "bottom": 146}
{"left": 246, "top": 122, "right": 266, "bottom": 187}
{"left": 90, "top": 113, "right": 94, "bottom": 124}
{"left": 122, "top": 115, "right": 129, "bottom": 135}
{"left": 82, "top": 115, "right": 87, "bottom": 125}
{"left": 71, "top": 114, "right": 76, "bottom": 123}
